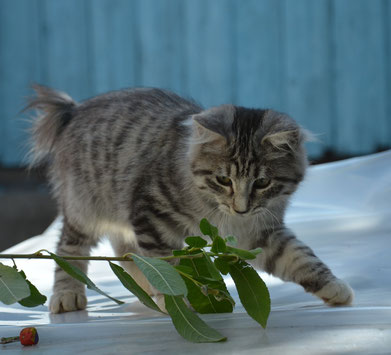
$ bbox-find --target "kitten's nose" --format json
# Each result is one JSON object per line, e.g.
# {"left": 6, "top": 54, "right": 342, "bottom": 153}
{"left": 233, "top": 195, "right": 249, "bottom": 215}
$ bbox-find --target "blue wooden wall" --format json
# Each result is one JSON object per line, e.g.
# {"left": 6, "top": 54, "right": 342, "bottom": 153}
{"left": 0, "top": 0, "right": 390, "bottom": 166}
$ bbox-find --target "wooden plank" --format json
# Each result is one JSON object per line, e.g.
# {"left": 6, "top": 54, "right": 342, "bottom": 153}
{"left": 1, "top": 0, "right": 390, "bottom": 166}
{"left": 283, "top": 0, "right": 332, "bottom": 158}
{"left": 0, "top": 0, "right": 41, "bottom": 166}
{"left": 89, "top": 0, "right": 139, "bottom": 95}
{"left": 333, "top": 0, "right": 388, "bottom": 154}
{"left": 184, "top": 0, "right": 236, "bottom": 107}
{"left": 236, "top": 0, "right": 284, "bottom": 110}
{"left": 136, "top": 0, "right": 186, "bottom": 94}
{"left": 39, "top": 0, "right": 92, "bottom": 101}
{"left": 384, "top": 0, "right": 391, "bottom": 148}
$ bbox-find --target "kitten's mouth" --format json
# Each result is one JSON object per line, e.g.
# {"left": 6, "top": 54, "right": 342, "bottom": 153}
{"left": 233, "top": 209, "right": 249, "bottom": 216}
{"left": 219, "top": 204, "right": 250, "bottom": 217}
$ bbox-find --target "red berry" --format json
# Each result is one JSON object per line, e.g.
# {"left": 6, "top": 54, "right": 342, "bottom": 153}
{"left": 19, "top": 327, "right": 39, "bottom": 346}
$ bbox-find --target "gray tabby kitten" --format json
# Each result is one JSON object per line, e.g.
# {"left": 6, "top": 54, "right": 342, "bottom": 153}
{"left": 28, "top": 86, "right": 353, "bottom": 313}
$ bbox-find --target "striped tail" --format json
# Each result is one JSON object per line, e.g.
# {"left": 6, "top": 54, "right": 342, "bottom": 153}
{"left": 26, "top": 84, "right": 77, "bottom": 166}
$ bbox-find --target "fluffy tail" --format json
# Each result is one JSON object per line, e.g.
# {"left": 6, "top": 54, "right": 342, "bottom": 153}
{"left": 26, "top": 84, "right": 77, "bottom": 166}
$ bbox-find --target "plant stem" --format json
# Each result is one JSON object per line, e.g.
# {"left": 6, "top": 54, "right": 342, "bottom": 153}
{"left": 0, "top": 252, "right": 207, "bottom": 262}
{"left": 175, "top": 269, "right": 204, "bottom": 287}
{"left": 0, "top": 253, "right": 130, "bottom": 261}
{"left": 0, "top": 249, "right": 239, "bottom": 264}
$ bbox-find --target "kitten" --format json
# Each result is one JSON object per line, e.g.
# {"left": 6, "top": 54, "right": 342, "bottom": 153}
{"left": 27, "top": 85, "right": 353, "bottom": 313}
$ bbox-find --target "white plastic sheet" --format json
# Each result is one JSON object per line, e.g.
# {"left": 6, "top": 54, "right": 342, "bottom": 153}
{"left": 1, "top": 151, "right": 391, "bottom": 354}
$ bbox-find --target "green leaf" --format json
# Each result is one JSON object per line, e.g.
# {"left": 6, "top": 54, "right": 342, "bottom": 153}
{"left": 226, "top": 246, "right": 257, "bottom": 260}
{"left": 18, "top": 271, "right": 46, "bottom": 307}
{"left": 174, "top": 265, "right": 194, "bottom": 276}
{"left": 199, "top": 219, "right": 218, "bottom": 240}
{"left": 185, "top": 236, "right": 208, "bottom": 248}
{"left": 109, "top": 262, "right": 162, "bottom": 313}
{"left": 228, "top": 260, "right": 270, "bottom": 328}
{"left": 179, "top": 258, "right": 233, "bottom": 314}
{"left": 186, "top": 277, "right": 234, "bottom": 314}
{"left": 192, "top": 275, "right": 220, "bottom": 284}
{"left": 49, "top": 252, "right": 124, "bottom": 305}
{"left": 0, "top": 263, "right": 30, "bottom": 305}
{"left": 180, "top": 257, "right": 209, "bottom": 280}
{"left": 214, "top": 258, "right": 230, "bottom": 275}
{"left": 225, "top": 235, "right": 238, "bottom": 247}
{"left": 188, "top": 249, "right": 203, "bottom": 255}
{"left": 202, "top": 252, "right": 222, "bottom": 280}
{"left": 165, "top": 295, "right": 226, "bottom": 343}
{"left": 131, "top": 254, "right": 187, "bottom": 296}
{"left": 201, "top": 280, "right": 235, "bottom": 305}
{"left": 250, "top": 247, "right": 262, "bottom": 256}
{"left": 173, "top": 250, "right": 189, "bottom": 256}
{"left": 212, "top": 288, "right": 235, "bottom": 305}
{"left": 211, "top": 236, "right": 226, "bottom": 254}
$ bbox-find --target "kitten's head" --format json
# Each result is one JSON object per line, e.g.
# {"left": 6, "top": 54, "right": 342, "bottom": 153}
{"left": 188, "top": 105, "right": 308, "bottom": 217}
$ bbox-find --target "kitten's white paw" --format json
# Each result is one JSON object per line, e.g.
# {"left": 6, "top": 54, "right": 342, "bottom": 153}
{"left": 316, "top": 278, "right": 354, "bottom": 306}
{"left": 49, "top": 290, "right": 87, "bottom": 313}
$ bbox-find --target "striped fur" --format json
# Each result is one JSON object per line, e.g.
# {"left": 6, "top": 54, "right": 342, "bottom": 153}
{"left": 28, "top": 86, "right": 353, "bottom": 313}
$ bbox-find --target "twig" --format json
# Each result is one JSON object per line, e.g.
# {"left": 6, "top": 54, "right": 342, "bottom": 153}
{"left": 0, "top": 251, "right": 213, "bottom": 262}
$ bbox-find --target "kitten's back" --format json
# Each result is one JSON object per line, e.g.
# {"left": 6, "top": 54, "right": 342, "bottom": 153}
{"left": 28, "top": 86, "right": 200, "bottom": 163}
{"left": 28, "top": 86, "right": 201, "bottom": 219}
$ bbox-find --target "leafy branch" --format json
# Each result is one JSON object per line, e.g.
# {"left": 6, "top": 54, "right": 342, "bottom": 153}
{"left": 0, "top": 219, "right": 270, "bottom": 343}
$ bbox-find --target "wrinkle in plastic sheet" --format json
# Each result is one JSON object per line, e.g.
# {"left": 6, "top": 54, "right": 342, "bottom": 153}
{"left": 1, "top": 151, "right": 391, "bottom": 354}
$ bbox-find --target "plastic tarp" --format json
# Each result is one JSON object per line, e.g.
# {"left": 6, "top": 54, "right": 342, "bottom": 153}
{"left": 1, "top": 151, "right": 391, "bottom": 354}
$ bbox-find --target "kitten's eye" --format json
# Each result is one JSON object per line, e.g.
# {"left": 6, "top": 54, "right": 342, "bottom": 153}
{"left": 216, "top": 176, "right": 232, "bottom": 186}
{"left": 253, "top": 177, "right": 271, "bottom": 189}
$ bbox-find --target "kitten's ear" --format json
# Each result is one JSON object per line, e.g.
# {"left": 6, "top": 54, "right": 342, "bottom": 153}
{"left": 191, "top": 104, "right": 234, "bottom": 142}
{"left": 261, "top": 129, "right": 305, "bottom": 152}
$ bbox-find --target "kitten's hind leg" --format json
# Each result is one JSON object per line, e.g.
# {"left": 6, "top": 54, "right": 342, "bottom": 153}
{"left": 49, "top": 218, "right": 97, "bottom": 313}
{"left": 111, "top": 240, "right": 154, "bottom": 296}
{"left": 112, "top": 236, "right": 181, "bottom": 313}
{"left": 254, "top": 227, "right": 354, "bottom": 306}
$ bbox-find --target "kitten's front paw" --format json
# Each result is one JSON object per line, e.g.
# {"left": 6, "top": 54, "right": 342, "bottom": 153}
{"left": 316, "top": 278, "right": 354, "bottom": 306}
{"left": 49, "top": 290, "right": 87, "bottom": 313}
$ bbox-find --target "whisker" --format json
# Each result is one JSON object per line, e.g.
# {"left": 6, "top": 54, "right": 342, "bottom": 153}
{"left": 262, "top": 208, "right": 279, "bottom": 234}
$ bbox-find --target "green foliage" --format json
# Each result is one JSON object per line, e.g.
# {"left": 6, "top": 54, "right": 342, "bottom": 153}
{"left": 0, "top": 219, "right": 270, "bottom": 343}
{"left": 211, "top": 236, "right": 227, "bottom": 254}
{"left": 225, "top": 235, "right": 238, "bottom": 247}
{"left": 202, "top": 252, "right": 223, "bottom": 280}
{"left": 179, "top": 255, "right": 234, "bottom": 314}
{"left": 226, "top": 246, "right": 257, "bottom": 260}
{"left": 172, "top": 250, "right": 188, "bottom": 256}
{"left": 18, "top": 270, "right": 47, "bottom": 307}
{"left": 109, "top": 262, "right": 162, "bottom": 313}
{"left": 131, "top": 254, "right": 188, "bottom": 296}
{"left": 199, "top": 218, "right": 218, "bottom": 240}
{"left": 49, "top": 252, "right": 124, "bottom": 305}
{"left": 174, "top": 265, "right": 194, "bottom": 275}
{"left": 229, "top": 260, "right": 270, "bottom": 328}
{"left": 0, "top": 263, "right": 30, "bottom": 305}
{"left": 165, "top": 295, "right": 226, "bottom": 343}
{"left": 185, "top": 236, "right": 208, "bottom": 248}
{"left": 214, "top": 258, "right": 230, "bottom": 275}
